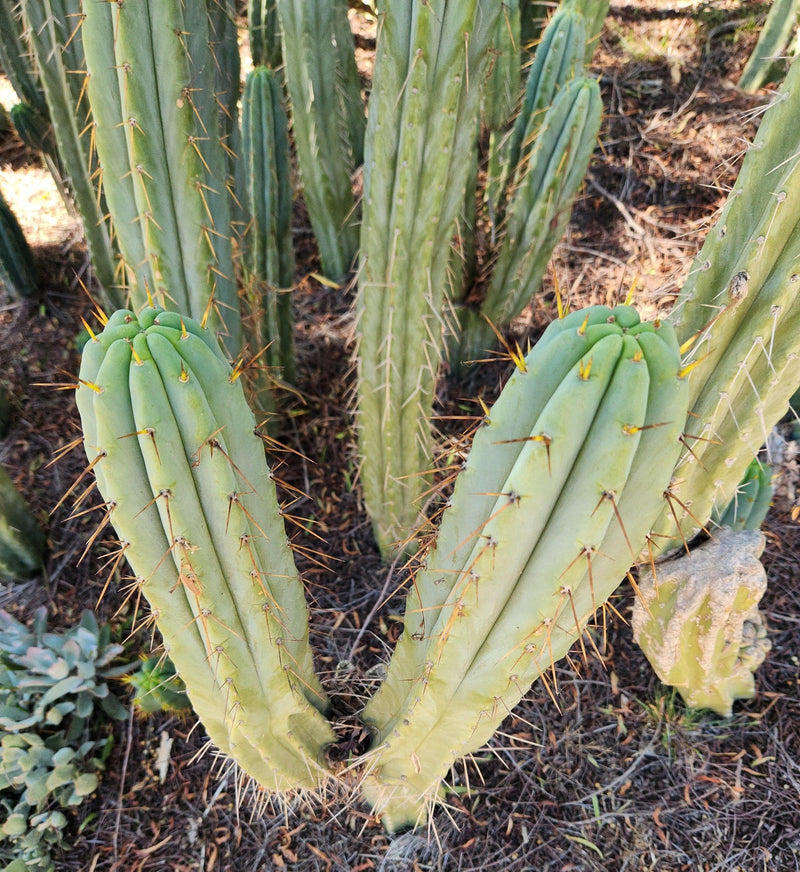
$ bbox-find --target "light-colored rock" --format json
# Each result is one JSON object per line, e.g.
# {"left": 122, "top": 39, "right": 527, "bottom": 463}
{"left": 632, "top": 527, "right": 771, "bottom": 716}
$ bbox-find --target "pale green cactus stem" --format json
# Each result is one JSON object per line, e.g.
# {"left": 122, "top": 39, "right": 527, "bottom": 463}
{"left": 240, "top": 66, "right": 296, "bottom": 406}
{"left": 562, "top": 0, "right": 610, "bottom": 63}
{"left": 19, "top": 0, "right": 120, "bottom": 306}
{"left": 0, "top": 188, "right": 38, "bottom": 301}
{"left": 361, "top": 305, "right": 689, "bottom": 831}
{"left": 654, "top": 56, "right": 800, "bottom": 555}
{"left": 357, "top": 0, "right": 501, "bottom": 558}
{"left": 483, "top": 0, "right": 521, "bottom": 133}
{"left": 75, "top": 308, "right": 334, "bottom": 791}
{"left": 275, "top": 0, "right": 364, "bottom": 280}
{"left": 81, "top": 0, "right": 240, "bottom": 349}
{"left": 738, "top": 0, "right": 800, "bottom": 93}
{"left": 712, "top": 457, "right": 773, "bottom": 532}
{"left": 631, "top": 527, "right": 772, "bottom": 717}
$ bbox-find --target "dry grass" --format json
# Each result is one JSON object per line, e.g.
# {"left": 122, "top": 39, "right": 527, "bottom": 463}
{"left": 1, "top": 2, "right": 799, "bottom": 870}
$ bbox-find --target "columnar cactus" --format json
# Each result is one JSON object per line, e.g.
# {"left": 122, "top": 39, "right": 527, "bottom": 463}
{"left": 0, "top": 189, "right": 37, "bottom": 301}
{"left": 0, "top": 0, "right": 47, "bottom": 118}
{"left": 240, "top": 67, "right": 296, "bottom": 393}
{"left": 361, "top": 305, "right": 689, "bottom": 830}
{"left": 0, "top": 464, "right": 45, "bottom": 582}
{"left": 19, "top": 0, "right": 120, "bottom": 305}
{"left": 655, "top": 56, "right": 800, "bottom": 554}
{"left": 738, "top": 0, "right": 799, "bottom": 93}
{"left": 75, "top": 308, "right": 334, "bottom": 791}
{"left": 275, "top": 0, "right": 364, "bottom": 279}
{"left": 357, "top": 0, "right": 501, "bottom": 557}
{"left": 631, "top": 527, "right": 772, "bottom": 717}
{"left": 459, "top": 76, "right": 602, "bottom": 364}
{"left": 81, "top": 0, "right": 240, "bottom": 347}
{"left": 712, "top": 457, "right": 773, "bottom": 532}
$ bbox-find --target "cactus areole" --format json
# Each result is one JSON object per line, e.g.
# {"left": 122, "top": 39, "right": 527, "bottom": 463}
{"left": 75, "top": 308, "right": 334, "bottom": 793}
{"left": 361, "top": 305, "right": 690, "bottom": 830}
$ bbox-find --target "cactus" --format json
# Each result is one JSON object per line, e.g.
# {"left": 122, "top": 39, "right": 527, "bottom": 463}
{"left": 356, "top": 0, "right": 502, "bottom": 557}
{"left": 631, "top": 528, "right": 772, "bottom": 717}
{"left": 127, "top": 656, "right": 191, "bottom": 715}
{"left": 80, "top": 0, "right": 240, "bottom": 347}
{"left": 483, "top": 1, "right": 522, "bottom": 133}
{"left": 240, "top": 66, "right": 296, "bottom": 395}
{"left": 249, "top": 0, "right": 282, "bottom": 69}
{"left": 19, "top": 0, "right": 120, "bottom": 306}
{"left": 488, "top": 7, "right": 588, "bottom": 220}
{"left": 361, "top": 305, "right": 689, "bottom": 830}
{"left": 712, "top": 457, "right": 774, "bottom": 532}
{"left": 458, "top": 76, "right": 602, "bottom": 365}
{"left": 0, "top": 0, "right": 47, "bottom": 115}
{"left": 562, "top": 0, "right": 610, "bottom": 63}
{"left": 654, "top": 57, "right": 800, "bottom": 555}
{"left": 275, "top": 0, "right": 364, "bottom": 279}
{"left": 738, "top": 0, "right": 800, "bottom": 93}
{"left": 75, "top": 307, "right": 335, "bottom": 792}
{"left": 0, "top": 188, "right": 38, "bottom": 301}
{"left": 0, "top": 464, "right": 45, "bottom": 582}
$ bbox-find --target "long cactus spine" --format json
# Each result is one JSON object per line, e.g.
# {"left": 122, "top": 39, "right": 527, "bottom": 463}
{"left": 361, "top": 305, "right": 689, "bottom": 830}
{"left": 75, "top": 308, "right": 334, "bottom": 791}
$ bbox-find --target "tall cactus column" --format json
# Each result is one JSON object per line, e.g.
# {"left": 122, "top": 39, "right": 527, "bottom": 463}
{"left": 81, "top": 0, "right": 240, "bottom": 348}
{"left": 357, "top": 1, "right": 501, "bottom": 558}
{"left": 654, "top": 56, "right": 800, "bottom": 553}
{"left": 76, "top": 308, "right": 334, "bottom": 791}
{"left": 360, "top": 305, "right": 689, "bottom": 830}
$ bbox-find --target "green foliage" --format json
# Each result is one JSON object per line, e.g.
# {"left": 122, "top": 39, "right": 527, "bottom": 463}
{"left": 0, "top": 608, "right": 128, "bottom": 870}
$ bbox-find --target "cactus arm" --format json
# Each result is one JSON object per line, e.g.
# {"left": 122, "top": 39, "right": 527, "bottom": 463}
{"left": 460, "top": 77, "right": 601, "bottom": 364}
{"left": 0, "top": 0, "right": 47, "bottom": 113}
{"left": 81, "top": 0, "right": 240, "bottom": 347}
{"left": 357, "top": 0, "right": 501, "bottom": 556}
{"left": 76, "top": 309, "right": 334, "bottom": 791}
{"left": 240, "top": 67, "right": 296, "bottom": 387}
{"left": 361, "top": 307, "right": 688, "bottom": 830}
{"left": 0, "top": 464, "right": 45, "bottom": 581}
{"left": 20, "top": 0, "right": 120, "bottom": 305}
{"left": 657, "top": 58, "right": 800, "bottom": 551}
{"left": 249, "top": 0, "right": 282, "bottom": 69}
{"left": 0, "top": 188, "right": 38, "bottom": 300}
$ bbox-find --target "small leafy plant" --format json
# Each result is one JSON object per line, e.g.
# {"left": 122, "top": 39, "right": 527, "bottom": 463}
{"left": 0, "top": 608, "right": 129, "bottom": 870}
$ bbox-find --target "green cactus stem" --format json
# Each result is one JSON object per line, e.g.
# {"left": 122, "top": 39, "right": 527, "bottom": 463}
{"left": 81, "top": 0, "right": 240, "bottom": 348}
{"left": 655, "top": 56, "right": 800, "bottom": 554}
{"left": 360, "top": 305, "right": 689, "bottom": 830}
{"left": 0, "top": 464, "right": 45, "bottom": 582}
{"left": 0, "top": 188, "right": 38, "bottom": 301}
{"left": 562, "top": 0, "right": 610, "bottom": 63}
{"left": 249, "top": 0, "right": 282, "bottom": 69}
{"left": 458, "top": 76, "right": 602, "bottom": 366}
{"left": 19, "top": 0, "right": 120, "bottom": 306}
{"left": 356, "top": 0, "right": 501, "bottom": 558}
{"left": 0, "top": 0, "right": 47, "bottom": 115}
{"left": 240, "top": 66, "right": 296, "bottom": 399}
{"left": 738, "top": 0, "right": 800, "bottom": 93}
{"left": 275, "top": 0, "right": 364, "bottom": 279}
{"left": 75, "top": 307, "right": 334, "bottom": 791}
{"left": 631, "top": 527, "right": 771, "bottom": 717}
{"left": 712, "top": 457, "right": 773, "bottom": 532}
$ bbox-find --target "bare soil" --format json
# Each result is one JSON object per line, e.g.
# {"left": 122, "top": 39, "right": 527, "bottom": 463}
{"left": 1, "top": 3, "right": 799, "bottom": 870}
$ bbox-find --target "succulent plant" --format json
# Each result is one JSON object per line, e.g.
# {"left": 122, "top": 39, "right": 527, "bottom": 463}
{"left": 738, "top": 0, "right": 799, "bottom": 93}
{"left": 712, "top": 457, "right": 774, "bottom": 532}
{"left": 0, "top": 608, "right": 128, "bottom": 870}
{"left": 127, "top": 656, "right": 191, "bottom": 715}
{"left": 631, "top": 527, "right": 772, "bottom": 717}
{"left": 361, "top": 304, "right": 689, "bottom": 830}
{"left": 0, "top": 188, "right": 37, "bottom": 302}
{"left": 75, "top": 307, "right": 335, "bottom": 792}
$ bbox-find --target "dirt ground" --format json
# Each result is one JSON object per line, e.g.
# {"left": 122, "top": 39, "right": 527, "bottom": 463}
{"left": 1, "top": 2, "right": 799, "bottom": 870}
